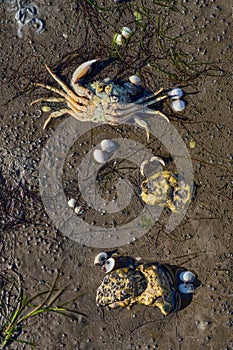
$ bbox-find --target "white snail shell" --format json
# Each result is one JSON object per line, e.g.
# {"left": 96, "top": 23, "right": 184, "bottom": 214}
{"left": 103, "top": 258, "right": 115, "bottom": 273}
{"left": 129, "top": 75, "right": 142, "bottom": 86}
{"left": 179, "top": 271, "right": 195, "bottom": 282}
{"left": 68, "top": 198, "right": 76, "bottom": 208}
{"left": 168, "top": 88, "right": 184, "bottom": 100}
{"left": 93, "top": 149, "right": 112, "bottom": 164}
{"left": 121, "top": 26, "right": 132, "bottom": 39}
{"left": 178, "top": 283, "right": 195, "bottom": 294}
{"left": 171, "top": 100, "right": 186, "bottom": 112}
{"left": 101, "top": 139, "right": 119, "bottom": 153}
{"left": 94, "top": 252, "right": 108, "bottom": 266}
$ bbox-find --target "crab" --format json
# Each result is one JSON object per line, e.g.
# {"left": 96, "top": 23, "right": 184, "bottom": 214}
{"left": 140, "top": 157, "right": 192, "bottom": 212}
{"left": 31, "top": 59, "right": 170, "bottom": 140}
{"left": 96, "top": 262, "right": 178, "bottom": 315}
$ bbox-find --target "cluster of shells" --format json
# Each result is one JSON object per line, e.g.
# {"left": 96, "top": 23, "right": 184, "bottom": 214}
{"left": 94, "top": 252, "right": 196, "bottom": 294}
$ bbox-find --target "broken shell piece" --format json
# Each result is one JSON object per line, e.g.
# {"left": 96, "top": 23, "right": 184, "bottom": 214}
{"left": 103, "top": 258, "right": 115, "bottom": 273}
{"left": 94, "top": 252, "right": 108, "bottom": 266}
{"left": 101, "top": 139, "right": 119, "bottom": 153}
{"left": 114, "top": 33, "right": 123, "bottom": 45}
{"left": 93, "top": 149, "right": 112, "bottom": 164}
{"left": 68, "top": 198, "right": 76, "bottom": 208}
{"left": 129, "top": 75, "right": 141, "bottom": 86}
{"left": 179, "top": 271, "right": 195, "bottom": 283}
{"left": 171, "top": 100, "right": 186, "bottom": 112}
{"left": 121, "top": 27, "right": 132, "bottom": 39}
{"left": 178, "top": 283, "right": 195, "bottom": 294}
{"left": 168, "top": 88, "right": 183, "bottom": 100}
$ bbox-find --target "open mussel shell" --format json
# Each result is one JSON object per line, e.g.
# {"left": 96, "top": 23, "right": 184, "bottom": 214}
{"left": 178, "top": 283, "right": 195, "bottom": 294}
{"left": 103, "top": 258, "right": 115, "bottom": 273}
{"left": 94, "top": 252, "right": 108, "bottom": 266}
{"left": 101, "top": 139, "right": 119, "bottom": 153}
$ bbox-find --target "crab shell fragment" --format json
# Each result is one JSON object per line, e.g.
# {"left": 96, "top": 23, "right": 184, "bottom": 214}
{"left": 96, "top": 262, "right": 178, "bottom": 315}
{"left": 141, "top": 171, "right": 192, "bottom": 213}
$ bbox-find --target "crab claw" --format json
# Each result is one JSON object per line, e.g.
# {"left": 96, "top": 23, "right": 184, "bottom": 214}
{"left": 71, "top": 58, "right": 99, "bottom": 85}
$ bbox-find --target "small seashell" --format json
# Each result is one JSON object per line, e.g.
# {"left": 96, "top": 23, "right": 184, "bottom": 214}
{"left": 168, "top": 88, "right": 183, "bottom": 100}
{"left": 68, "top": 198, "right": 76, "bottom": 208}
{"left": 94, "top": 252, "right": 108, "bottom": 266}
{"left": 171, "top": 100, "right": 186, "bottom": 112}
{"left": 178, "top": 283, "right": 195, "bottom": 294}
{"left": 103, "top": 258, "right": 115, "bottom": 273}
{"left": 74, "top": 206, "right": 84, "bottom": 215}
{"left": 114, "top": 33, "right": 123, "bottom": 45}
{"left": 93, "top": 149, "right": 112, "bottom": 164}
{"left": 179, "top": 271, "right": 196, "bottom": 283}
{"left": 129, "top": 75, "right": 142, "bottom": 86}
{"left": 100, "top": 139, "right": 119, "bottom": 153}
{"left": 121, "top": 27, "right": 132, "bottom": 39}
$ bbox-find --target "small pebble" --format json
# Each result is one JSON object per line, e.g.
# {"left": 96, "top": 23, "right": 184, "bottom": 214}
{"left": 171, "top": 100, "right": 186, "bottom": 112}
{"left": 74, "top": 206, "right": 83, "bottom": 215}
{"left": 189, "top": 140, "right": 196, "bottom": 149}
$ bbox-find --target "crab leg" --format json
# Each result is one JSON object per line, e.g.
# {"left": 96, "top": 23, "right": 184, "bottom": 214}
{"left": 43, "top": 108, "right": 76, "bottom": 129}
{"left": 135, "top": 93, "right": 167, "bottom": 106}
{"left": 30, "top": 97, "right": 65, "bottom": 105}
{"left": 45, "top": 65, "right": 89, "bottom": 105}
{"left": 33, "top": 83, "right": 87, "bottom": 111}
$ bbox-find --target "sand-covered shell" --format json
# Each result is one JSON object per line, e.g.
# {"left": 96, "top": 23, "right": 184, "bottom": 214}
{"left": 101, "top": 139, "right": 119, "bottom": 153}
{"left": 171, "top": 100, "right": 186, "bottom": 112}
{"left": 93, "top": 149, "right": 112, "bottom": 163}
{"left": 168, "top": 88, "right": 183, "bottom": 100}
{"left": 129, "top": 75, "right": 142, "bottom": 86}
{"left": 121, "top": 27, "right": 132, "bottom": 39}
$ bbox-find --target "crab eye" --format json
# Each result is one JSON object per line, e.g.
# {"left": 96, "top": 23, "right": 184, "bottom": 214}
{"left": 94, "top": 252, "right": 108, "bottom": 266}
{"left": 96, "top": 82, "right": 104, "bottom": 94}
{"left": 104, "top": 84, "right": 113, "bottom": 95}
{"left": 103, "top": 258, "right": 115, "bottom": 273}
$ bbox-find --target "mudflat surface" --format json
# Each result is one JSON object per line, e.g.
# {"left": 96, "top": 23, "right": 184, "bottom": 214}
{"left": 0, "top": 0, "right": 232, "bottom": 349}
